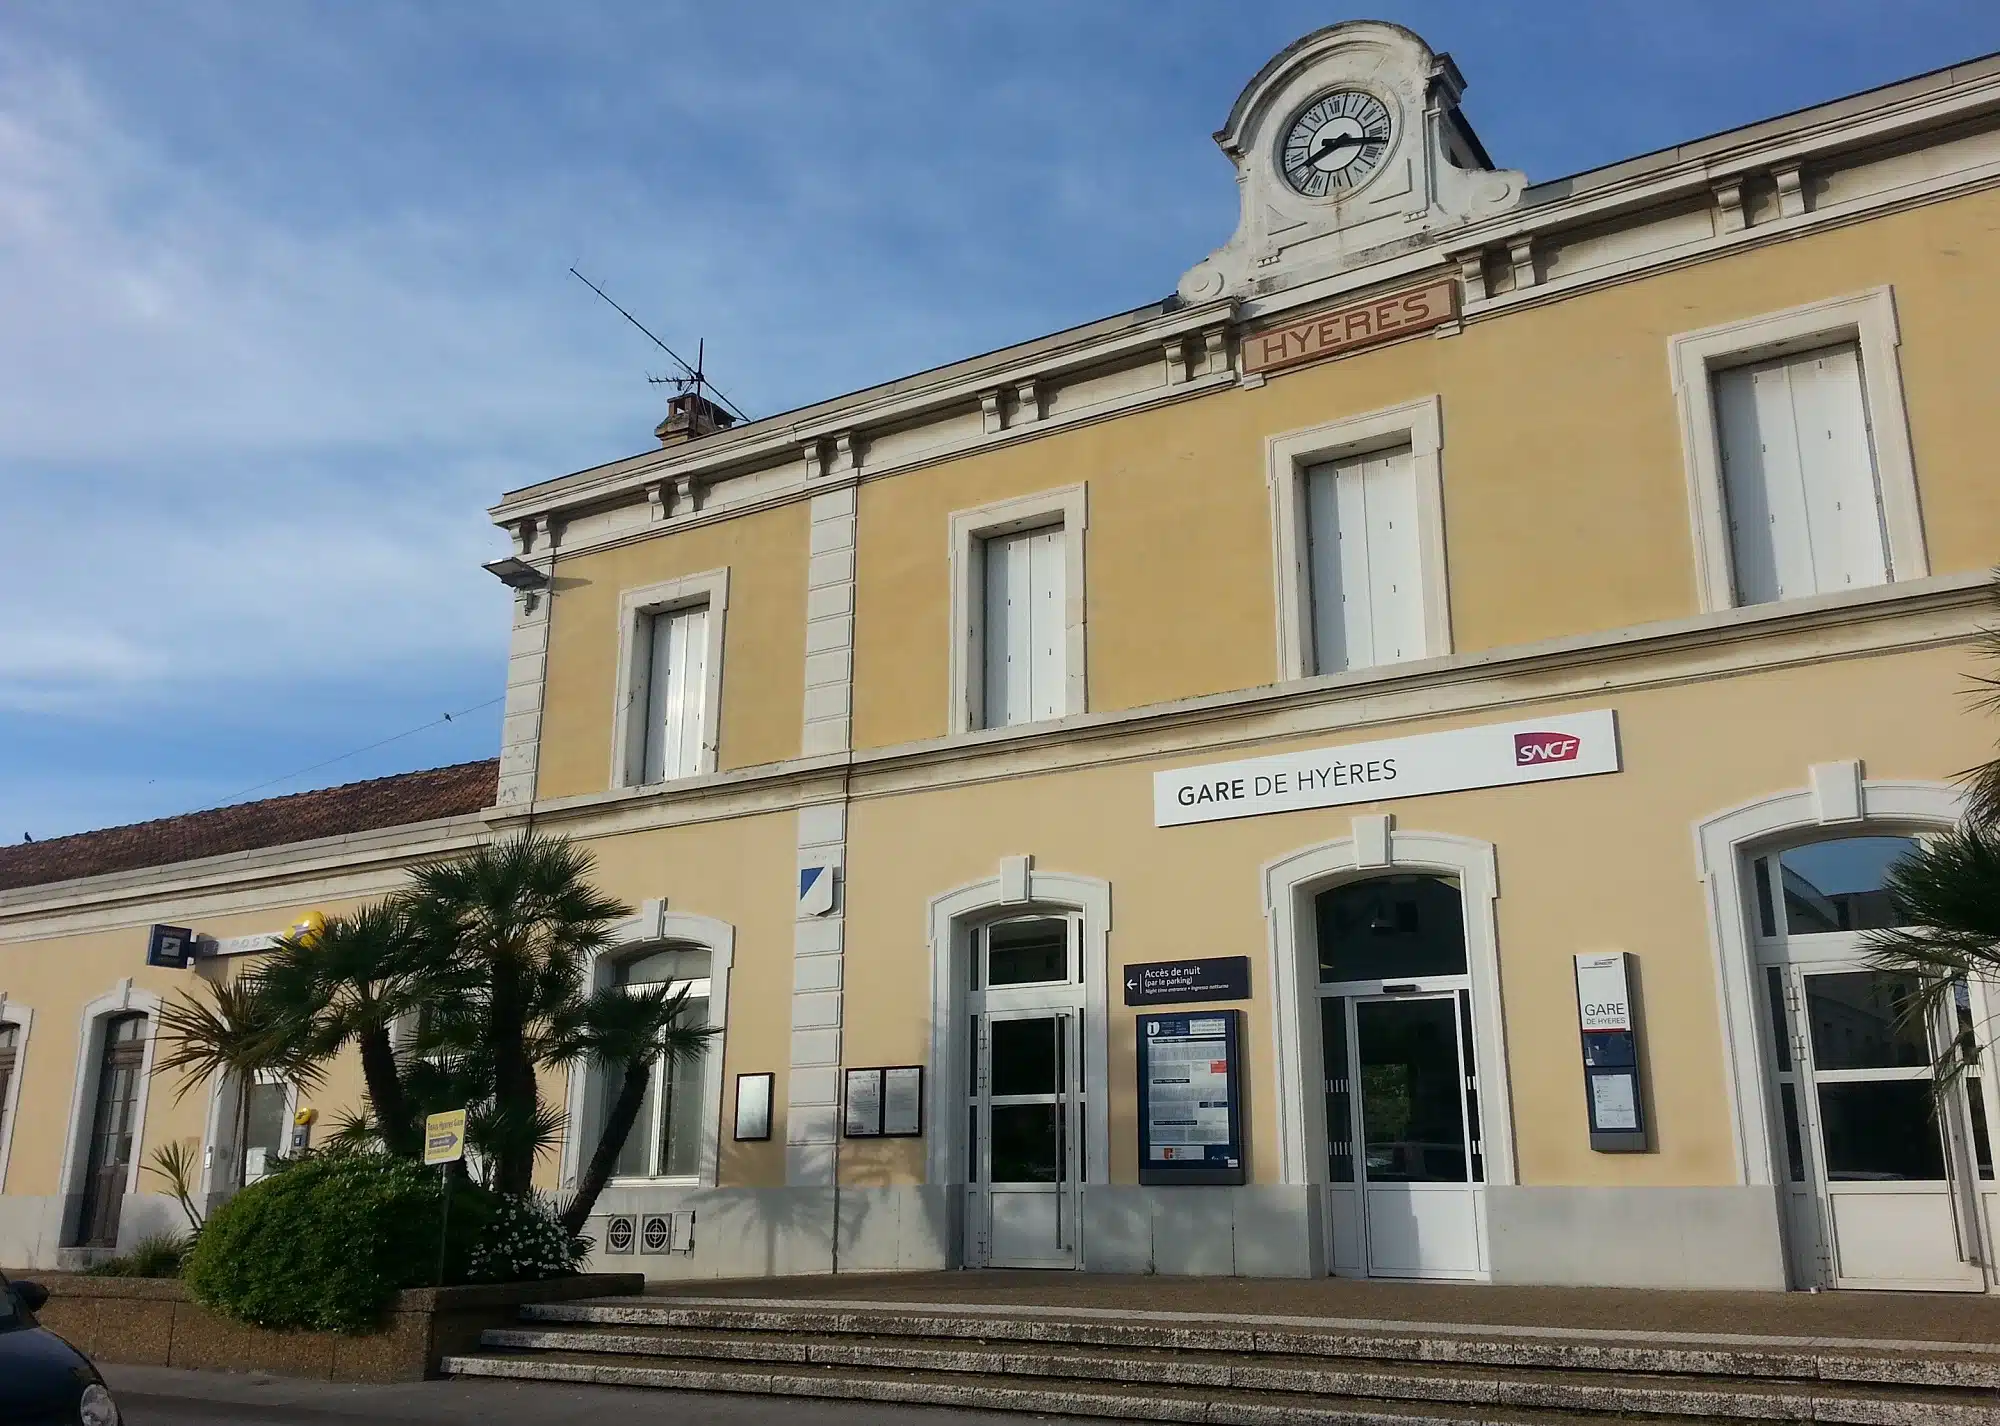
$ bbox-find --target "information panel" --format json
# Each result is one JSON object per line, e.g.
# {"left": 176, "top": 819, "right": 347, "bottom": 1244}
{"left": 1137, "top": 1010, "right": 1246, "bottom": 1186}
{"left": 1574, "top": 952, "right": 1648, "bottom": 1152}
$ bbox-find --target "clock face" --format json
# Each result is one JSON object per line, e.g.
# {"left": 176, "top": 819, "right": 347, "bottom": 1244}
{"left": 1281, "top": 90, "right": 1393, "bottom": 198}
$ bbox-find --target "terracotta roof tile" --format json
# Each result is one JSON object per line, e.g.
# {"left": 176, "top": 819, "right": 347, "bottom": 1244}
{"left": 0, "top": 760, "right": 498, "bottom": 893}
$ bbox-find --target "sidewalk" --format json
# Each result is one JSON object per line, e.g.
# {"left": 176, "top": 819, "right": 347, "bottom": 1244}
{"left": 647, "top": 1270, "right": 2000, "bottom": 1348}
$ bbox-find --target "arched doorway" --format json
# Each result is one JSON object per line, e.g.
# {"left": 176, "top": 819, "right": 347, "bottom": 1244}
{"left": 1316, "top": 874, "right": 1486, "bottom": 1279}
{"left": 1747, "top": 833, "right": 1989, "bottom": 1290}
{"left": 926, "top": 861, "right": 1111, "bottom": 1271}
{"left": 1265, "top": 827, "right": 1511, "bottom": 1281}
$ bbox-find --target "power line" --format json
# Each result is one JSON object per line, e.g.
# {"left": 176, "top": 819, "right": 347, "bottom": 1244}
{"left": 205, "top": 695, "right": 506, "bottom": 809}
{"left": 567, "top": 268, "right": 750, "bottom": 423}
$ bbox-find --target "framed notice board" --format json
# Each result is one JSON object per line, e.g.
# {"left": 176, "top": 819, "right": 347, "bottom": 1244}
{"left": 1137, "top": 1009, "right": 1246, "bottom": 1186}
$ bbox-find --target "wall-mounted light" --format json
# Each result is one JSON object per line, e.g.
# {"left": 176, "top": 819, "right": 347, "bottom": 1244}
{"left": 483, "top": 555, "right": 549, "bottom": 590}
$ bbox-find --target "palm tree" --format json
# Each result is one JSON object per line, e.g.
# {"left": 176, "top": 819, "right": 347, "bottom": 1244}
{"left": 155, "top": 972, "right": 324, "bottom": 1195}
{"left": 400, "top": 834, "right": 630, "bottom": 1194}
{"left": 551, "top": 981, "right": 715, "bottom": 1235}
{"left": 256, "top": 900, "right": 465, "bottom": 1160}
{"left": 1868, "top": 574, "right": 2000, "bottom": 1075}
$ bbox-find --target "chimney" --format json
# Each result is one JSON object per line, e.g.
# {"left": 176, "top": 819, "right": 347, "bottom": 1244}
{"left": 655, "top": 391, "right": 736, "bottom": 446}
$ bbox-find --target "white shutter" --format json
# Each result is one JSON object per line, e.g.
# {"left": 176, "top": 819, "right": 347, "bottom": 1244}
{"left": 642, "top": 604, "right": 708, "bottom": 782}
{"left": 982, "top": 526, "right": 1066, "bottom": 727}
{"left": 1715, "top": 345, "right": 1887, "bottom": 606}
{"left": 1305, "top": 445, "right": 1423, "bottom": 674}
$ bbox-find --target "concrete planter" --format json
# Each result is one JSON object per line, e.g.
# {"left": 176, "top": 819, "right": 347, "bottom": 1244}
{"left": 14, "top": 1271, "right": 644, "bottom": 1383}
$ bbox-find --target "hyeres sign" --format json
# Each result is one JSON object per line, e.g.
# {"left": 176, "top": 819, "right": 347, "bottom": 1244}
{"left": 1153, "top": 710, "right": 1619, "bottom": 828}
{"left": 1240, "top": 276, "right": 1457, "bottom": 377}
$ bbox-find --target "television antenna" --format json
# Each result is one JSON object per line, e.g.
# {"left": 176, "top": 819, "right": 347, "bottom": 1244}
{"left": 568, "top": 268, "right": 750, "bottom": 424}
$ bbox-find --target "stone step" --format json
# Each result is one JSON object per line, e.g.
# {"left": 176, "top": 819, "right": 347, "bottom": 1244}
{"left": 520, "top": 1301, "right": 2000, "bottom": 1391}
{"left": 442, "top": 1347, "right": 1766, "bottom": 1426}
{"left": 476, "top": 1324, "right": 2000, "bottom": 1425}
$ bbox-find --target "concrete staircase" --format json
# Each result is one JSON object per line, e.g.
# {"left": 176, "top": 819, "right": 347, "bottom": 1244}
{"left": 441, "top": 1296, "right": 2000, "bottom": 1424}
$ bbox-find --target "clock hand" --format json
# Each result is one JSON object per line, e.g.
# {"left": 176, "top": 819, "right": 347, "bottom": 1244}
{"left": 1307, "top": 132, "right": 1384, "bottom": 165}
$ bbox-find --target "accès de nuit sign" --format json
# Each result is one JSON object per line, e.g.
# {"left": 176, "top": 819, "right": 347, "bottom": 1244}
{"left": 1153, "top": 710, "right": 1619, "bottom": 828}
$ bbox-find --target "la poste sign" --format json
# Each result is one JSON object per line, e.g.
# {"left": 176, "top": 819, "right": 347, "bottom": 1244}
{"left": 1153, "top": 709, "right": 1619, "bottom": 828}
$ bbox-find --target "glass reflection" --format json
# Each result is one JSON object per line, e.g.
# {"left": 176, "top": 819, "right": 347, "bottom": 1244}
{"left": 1776, "top": 837, "right": 1917, "bottom": 935}
{"left": 1317, "top": 876, "right": 1466, "bottom": 983}
{"left": 1355, "top": 997, "right": 1468, "bottom": 1183}
{"left": 1806, "top": 972, "right": 1928, "bottom": 1070}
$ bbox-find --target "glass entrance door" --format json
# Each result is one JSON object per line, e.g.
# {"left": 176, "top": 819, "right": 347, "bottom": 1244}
{"left": 1777, "top": 967, "right": 1984, "bottom": 1290}
{"left": 1315, "top": 873, "right": 1487, "bottom": 1279}
{"left": 77, "top": 1015, "right": 146, "bottom": 1249}
{"left": 971, "top": 1009, "right": 1080, "bottom": 1268}
{"left": 1348, "top": 993, "right": 1483, "bottom": 1278}
{"left": 1751, "top": 834, "right": 1990, "bottom": 1291}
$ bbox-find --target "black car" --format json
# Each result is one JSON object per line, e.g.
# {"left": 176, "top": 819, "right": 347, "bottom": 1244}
{"left": 0, "top": 1270, "right": 121, "bottom": 1426}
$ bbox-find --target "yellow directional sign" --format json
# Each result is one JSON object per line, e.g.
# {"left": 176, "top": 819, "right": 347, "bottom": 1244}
{"left": 423, "top": 1109, "right": 467, "bottom": 1166}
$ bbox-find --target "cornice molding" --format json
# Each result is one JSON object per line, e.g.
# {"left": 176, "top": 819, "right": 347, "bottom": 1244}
{"left": 490, "top": 60, "right": 2000, "bottom": 557}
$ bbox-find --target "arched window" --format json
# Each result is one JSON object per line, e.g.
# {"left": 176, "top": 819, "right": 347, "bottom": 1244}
{"left": 1750, "top": 834, "right": 1918, "bottom": 938}
{"left": 602, "top": 943, "right": 713, "bottom": 1181}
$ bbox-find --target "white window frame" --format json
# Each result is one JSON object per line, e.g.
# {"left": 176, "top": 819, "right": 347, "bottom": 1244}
{"left": 200, "top": 1067, "right": 300, "bottom": 1195}
{"left": 1669, "top": 287, "right": 1926, "bottom": 613}
{"left": 56, "top": 981, "right": 163, "bottom": 1227}
{"left": 558, "top": 904, "right": 733, "bottom": 1191}
{"left": 948, "top": 486, "right": 1088, "bottom": 735}
{"left": 0, "top": 1000, "right": 31, "bottom": 1195}
{"left": 1267, "top": 396, "right": 1451, "bottom": 681}
{"left": 609, "top": 567, "right": 729, "bottom": 788}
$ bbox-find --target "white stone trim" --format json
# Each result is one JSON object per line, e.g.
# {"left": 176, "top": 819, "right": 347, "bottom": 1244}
{"left": 608, "top": 568, "right": 731, "bottom": 789}
{"left": 559, "top": 903, "right": 735, "bottom": 1191}
{"left": 56, "top": 980, "right": 164, "bottom": 1228}
{"left": 925, "top": 864, "right": 1111, "bottom": 1189}
{"left": 1694, "top": 776, "right": 1964, "bottom": 1188}
{"left": 801, "top": 487, "right": 857, "bottom": 758}
{"left": 0, "top": 1000, "right": 32, "bottom": 1195}
{"left": 1266, "top": 395, "right": 1451, "bottom": 681}
{"left": 1262, "top": 830, "right": 1514, "bottom": 1189}
{"left": 1668, "top": 287, "right": 1926, "bottom": 613}
{"left": 947, "top": 485, "right": 1089, "bottom": 735}
{"left": 787, "top": 800, "right": 848, "bottom": 1186}
{"left": 494, "top": 521, "right": 556, "bottom": 810}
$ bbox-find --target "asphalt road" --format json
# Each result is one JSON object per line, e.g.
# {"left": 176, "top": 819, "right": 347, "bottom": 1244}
{"left": 105, "top": 1364, "right": 1042, "bottom": 1426}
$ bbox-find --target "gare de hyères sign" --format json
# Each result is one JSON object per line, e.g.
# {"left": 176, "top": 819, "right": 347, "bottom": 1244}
{"left": 1153, "top": 710, "right": 1619, "bottom": 827}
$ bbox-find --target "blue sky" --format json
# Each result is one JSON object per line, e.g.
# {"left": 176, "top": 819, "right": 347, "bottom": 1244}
{"left": 4, "top": 1, "right": 1997, "bottom": 842}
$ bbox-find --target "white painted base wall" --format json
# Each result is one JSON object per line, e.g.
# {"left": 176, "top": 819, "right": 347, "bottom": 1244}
{"left": 0, "top": 1191, "right": 189, "bottom": 1270}
{"left": 1484, "top": 1186, "right": 1787, "bottom": 1290}
{"left": 0, "top": 1182, "right": 1787, "bottom": 1292}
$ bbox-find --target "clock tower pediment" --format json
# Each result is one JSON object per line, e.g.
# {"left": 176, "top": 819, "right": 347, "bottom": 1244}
{"left": 1179, "top": 21, "right": 1524, "bottom": 304}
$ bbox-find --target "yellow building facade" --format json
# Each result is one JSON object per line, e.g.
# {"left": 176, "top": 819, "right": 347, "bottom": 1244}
{"left": 8, "top": 22, "right": 2000, "bottom": 1290}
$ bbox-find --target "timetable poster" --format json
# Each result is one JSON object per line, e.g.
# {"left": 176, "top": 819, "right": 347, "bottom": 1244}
{"left": 1137, "top": 1009, "right": 1246, "bottom": 1186}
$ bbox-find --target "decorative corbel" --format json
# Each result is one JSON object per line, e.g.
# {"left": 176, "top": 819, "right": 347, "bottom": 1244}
{"left": 1507, "top": 236, "right": 1536, "bottom": 292}
{"left": 1199, "top": 327, "right": 1229, "bottom": 379}
{"left": 673, "top": 472, "right": 699, "bottom": 515}
{"left": 803, "top": 439, "right": 826, "bottom": 483}
{"left": 1162, "top": 337, "right": 1191, "bottom": 386}
{"left": 1013, "top": 378, "right": 1041, "bottom": 425}
{"left": 1454, "top": 250, "right": 1489, "bottom": 303}
{"left": 1712, "top": 177, "right": 1747, "bottom": 234}
{"left": 831, "top": 432, "right": 859, "bottom": 476}
{"left": 646, "top": 481, "right": 670, "bottom": 523}
{"left": 1774, "top": 163, "right": 1808, "bottom": 219}
{"left": 979, "top": 390, "right": 1003, "bottom": 435}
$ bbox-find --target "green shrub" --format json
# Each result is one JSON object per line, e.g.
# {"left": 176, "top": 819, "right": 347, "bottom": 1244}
{"left": 182, "top": 1152, "right": 495, "bottom": 1333}
{"left": 85, "top": 1232, "right": 190, "bottom": 1278}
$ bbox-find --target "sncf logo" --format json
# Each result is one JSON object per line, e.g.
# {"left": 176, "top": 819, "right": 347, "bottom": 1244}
{"left": 1515, "top": 731, "right": 1581, "bottom": 766}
